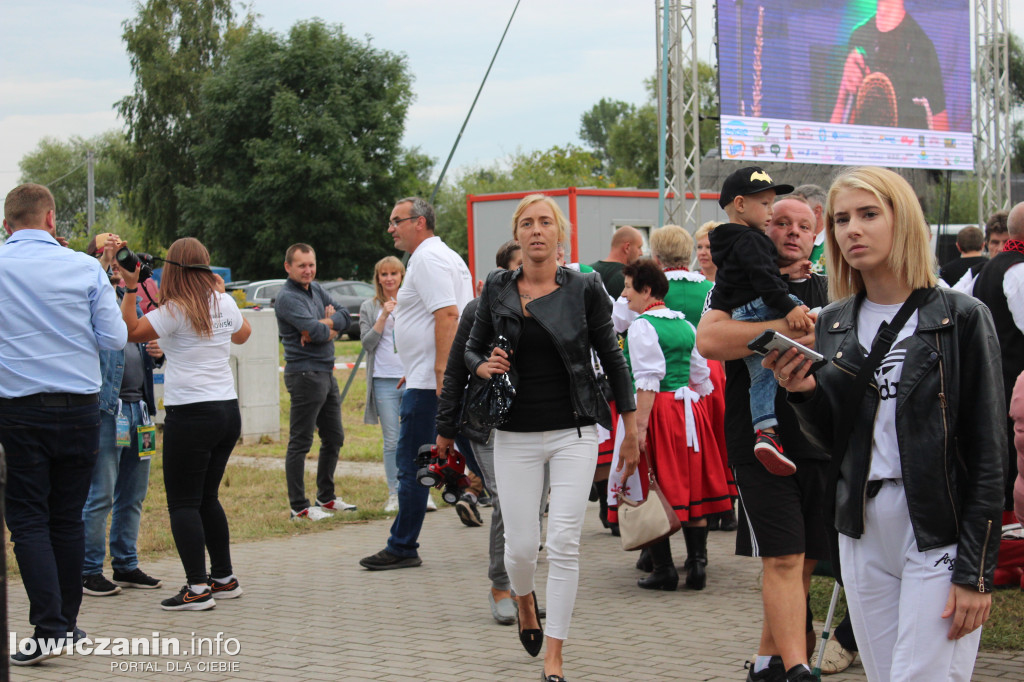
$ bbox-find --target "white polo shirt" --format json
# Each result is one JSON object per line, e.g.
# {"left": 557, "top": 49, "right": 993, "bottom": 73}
{"left": 394, "top": 236, "right": 473, "bottom": 390}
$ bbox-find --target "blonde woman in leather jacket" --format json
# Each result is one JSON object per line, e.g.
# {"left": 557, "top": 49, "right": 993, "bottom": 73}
{"left": 465, "top": 194, "right": 638, "bottom": 682}
{"left": 766, "top": 167, "right": 1004, "bottom": 682}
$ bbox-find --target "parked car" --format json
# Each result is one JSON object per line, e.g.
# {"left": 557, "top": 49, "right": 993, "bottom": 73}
{"left": 225, "top": 279, "right": 286, "bottom": 308}
{"left": 321, "top": 280, "right": 374, "bottom": 340}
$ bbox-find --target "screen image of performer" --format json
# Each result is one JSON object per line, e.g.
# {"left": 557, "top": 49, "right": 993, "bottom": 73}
{"left": 830, "top": 0, "right": 948, "bottom": 131}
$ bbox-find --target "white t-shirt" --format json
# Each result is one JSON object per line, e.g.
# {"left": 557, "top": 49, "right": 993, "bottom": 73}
{"left": 856, "top": 299, "right": 919, "bottom": 481}
{"left": 372, "top": 313, "right": 404, "bottom": 378}
{"left": 146, "top": 292, "right": 244, "bottom": 406}
{"left": 394, "top": 236, "right": 473, "bottom": 390}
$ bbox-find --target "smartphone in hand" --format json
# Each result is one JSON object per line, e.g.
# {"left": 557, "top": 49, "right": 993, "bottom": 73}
{"left": 747, "top": 329, "right": 827, "bottom": 376}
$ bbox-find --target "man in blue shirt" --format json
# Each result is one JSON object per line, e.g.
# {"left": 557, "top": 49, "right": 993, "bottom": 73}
{"left": 0, "top": 184, "right": 127, "bottom": 666}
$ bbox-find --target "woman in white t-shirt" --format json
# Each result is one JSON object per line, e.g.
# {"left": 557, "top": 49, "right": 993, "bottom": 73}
{"left": 767, "top": 167, "right": 1003, "bottom": 682}
{"left": 360, "top": 256, "right": 406, "bottom": 511}
{"left": 120, "top": 237, "right": 251, "bottom": 612}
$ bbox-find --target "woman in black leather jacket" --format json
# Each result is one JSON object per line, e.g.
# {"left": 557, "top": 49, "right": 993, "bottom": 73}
{"left": 465, "top": 194, "right": 638, "bottom": 682}
{"left": 767, "top": 167, "right": 1003, "bottom": 682}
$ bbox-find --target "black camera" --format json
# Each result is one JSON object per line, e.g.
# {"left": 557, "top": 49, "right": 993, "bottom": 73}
{"left": 416, "top": 443, "right": 470, "bottom": 505}
{"left": 115, "top": 246, "right": 155, "bottom": 284}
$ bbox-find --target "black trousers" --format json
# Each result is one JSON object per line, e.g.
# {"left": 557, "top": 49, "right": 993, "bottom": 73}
{"left": 0, "top": 402, "right": 98, "bottom": 638}
{"left": 163, "top": 400, "right": 240, "bottom": 585}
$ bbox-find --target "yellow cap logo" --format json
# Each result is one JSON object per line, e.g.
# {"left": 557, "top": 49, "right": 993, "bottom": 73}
{"left": 750, "top": 170, "right": 772, "bottom": 183}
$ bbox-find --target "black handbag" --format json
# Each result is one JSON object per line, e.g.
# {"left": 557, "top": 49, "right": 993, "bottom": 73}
{"left": 465, "top": 335, "right": 516, "bottom": 428}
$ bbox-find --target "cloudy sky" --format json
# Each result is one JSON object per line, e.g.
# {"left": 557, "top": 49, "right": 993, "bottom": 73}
{"left": 1, "top": 1, "right": 1021, "bottom": 197}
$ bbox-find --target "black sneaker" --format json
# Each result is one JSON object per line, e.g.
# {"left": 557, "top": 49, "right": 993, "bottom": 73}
{"left": 160, "top": 585, "right": 216, "bottom": 611}
{"left": 478, "top": 492, "right": 493, "bottom": 507}
{"left": 745, "top": 656, "right": 786, "bottom": 682}
{"left": 456, "top": 493, "right": 483, "bottom": 527}
{"left": 10, "top": 639, "right": 61, "bottom": 667}
{"left": 785, "top": 665, "right": 816, "bottom": 682}
{"left": 359, "top": 549, "right": 422, "bottom": 571}
{"left": 82, "top": 573, "right": 121, "bottom": 596}
{"left": 209, "top": 576, "right": 243, "bottom": 599}
{"left": 113, "top": 567, "right": 163, "bottom": 589}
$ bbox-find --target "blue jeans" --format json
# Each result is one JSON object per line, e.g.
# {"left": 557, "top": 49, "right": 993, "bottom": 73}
{"left": 734, "top": 294, "right": 803, "bottom": 431}
{"left": 82, "top": 401, "right": 152, "bottom": 575}
{"left": 0, "top": 401, "right": 99, "bottom": 639}
{"left": 372, "top": 377, "right": 404, "bottom": 496}
{"left": 386, "top": 389, "right": 437, "bottom": 558}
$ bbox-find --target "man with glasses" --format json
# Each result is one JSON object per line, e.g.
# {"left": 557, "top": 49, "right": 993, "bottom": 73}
{"left": 360, "top": 197, "right": 473, "bottom": 570}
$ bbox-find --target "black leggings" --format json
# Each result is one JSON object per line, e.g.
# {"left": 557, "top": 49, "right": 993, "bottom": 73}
{"left": 163, "top": 400, "right": 241, "bottom": 584}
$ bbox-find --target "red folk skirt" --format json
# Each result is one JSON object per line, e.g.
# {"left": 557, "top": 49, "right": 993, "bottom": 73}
{"left": 706, "top": 360, "right": 737, "bottom": 498}
{"left": 637, "top": 391, "right": 733, "bottom": 523}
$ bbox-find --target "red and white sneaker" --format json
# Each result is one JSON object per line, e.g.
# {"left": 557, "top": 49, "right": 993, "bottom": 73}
{"left": 315, "top": 497, "right": 357, "bottom": 512}
{"left": 754, "top": 430, "right": 797, "bottom": 476}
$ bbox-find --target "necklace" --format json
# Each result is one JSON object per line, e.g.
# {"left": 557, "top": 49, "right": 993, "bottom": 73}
{"left": 642, "top": 301, "right": 665, "bottom": 313}
{"left": 662, "top": 266, "right": 689, "bottom": 272}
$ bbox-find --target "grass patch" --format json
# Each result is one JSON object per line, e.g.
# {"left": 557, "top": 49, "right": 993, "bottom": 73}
{"left": 809, "top": 574, "right": 1024, "bottom": 650}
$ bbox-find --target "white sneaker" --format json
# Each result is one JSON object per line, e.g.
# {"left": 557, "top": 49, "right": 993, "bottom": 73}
{"left": 384, "top": 494, "right": 399, "bottom": 512}
{"left": 291, "top": 506, "right": 333, "bottom": 521}
{"left": 426, "top": 495, "right": 437, "bottom": 512}
{"left": 315, "top": 497, "right": 357, "bottom": 512}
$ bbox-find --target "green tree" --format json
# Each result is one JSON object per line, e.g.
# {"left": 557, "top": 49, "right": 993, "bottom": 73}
{"left": 578, "top": 63, "right": 719, "bottom": 188}
{"left": 117, "top": 0, "right": 252, "bottom": 247}
{"left": 434, "top": 145, "right": 609, "bottom": 257}
{"left": 17, "top": 131, "right": 132, "bottom": 243}
{"left": 178, "top": 20, "right": 428, "bottom": 280}
{"left": 579, "top": 98, "right": 633, "bottom": 174}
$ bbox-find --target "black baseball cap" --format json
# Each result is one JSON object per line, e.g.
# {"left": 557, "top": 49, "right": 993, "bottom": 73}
{"left": 719, "top": 166, "right": 794, "bottom": 208}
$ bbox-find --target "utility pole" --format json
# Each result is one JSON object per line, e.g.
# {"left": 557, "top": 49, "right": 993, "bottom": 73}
{"left": 86, "top": 150, "right": 96, "bottom": 230}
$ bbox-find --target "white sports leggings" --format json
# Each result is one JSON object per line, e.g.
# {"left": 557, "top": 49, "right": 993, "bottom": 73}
{"left": 494, "top": 426, "right": 598, "bottom": 641}
{"left": 839, "top": 480, "right": 982, "bottom": 682}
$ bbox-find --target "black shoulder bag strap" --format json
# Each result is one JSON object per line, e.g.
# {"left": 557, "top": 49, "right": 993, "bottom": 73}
{"left": 824, "top": 287, "right": 931, "bottom": 585}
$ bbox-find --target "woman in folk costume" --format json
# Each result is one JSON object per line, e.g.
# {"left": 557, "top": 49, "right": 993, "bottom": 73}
{"left": 609, "top": 226, "right": 736, "bottom": 555}
{"left": 650, "top": 225, "right": 736, "bottom": 530}
{"left": 615, "top": 258, "right": 732, "bottom": 591}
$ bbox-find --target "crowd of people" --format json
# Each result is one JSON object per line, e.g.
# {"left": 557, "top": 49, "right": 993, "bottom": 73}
{"left": 2, "top": 165, "right": 1022, "bottom": 682}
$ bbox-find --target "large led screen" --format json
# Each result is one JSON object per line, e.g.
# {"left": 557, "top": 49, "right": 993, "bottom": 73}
{"left": 717, "top": 0, "right": 973, "bottom": 170}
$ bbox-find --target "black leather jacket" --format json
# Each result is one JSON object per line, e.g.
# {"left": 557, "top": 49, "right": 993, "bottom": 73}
{"left": 791, "top": 287, "right": 1005, "bottom": 592}
{"left": 465, "top": 267, "right": 636, "bottom": 431}
{"left": 436, "top": 298, "right": 491, "bottom": 443}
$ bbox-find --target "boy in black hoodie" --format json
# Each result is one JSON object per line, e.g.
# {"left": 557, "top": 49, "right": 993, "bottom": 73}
{"left": 708, "top": 167, "right": 812, "bottom": 476}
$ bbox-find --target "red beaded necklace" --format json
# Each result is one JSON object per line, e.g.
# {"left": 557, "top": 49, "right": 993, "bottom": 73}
{"left": 662, "top": 266, "right": 689, "bottom": 273}
{"left": 642, "top": 301, "right": 665, "bottom": 313}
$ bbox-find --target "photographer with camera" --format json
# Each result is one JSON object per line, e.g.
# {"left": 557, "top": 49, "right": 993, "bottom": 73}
{"left": 80, "top": 233, "right": 165, "bottom": 598}
{"left": 118, "top": 237, "right": 251, "bottom": 611}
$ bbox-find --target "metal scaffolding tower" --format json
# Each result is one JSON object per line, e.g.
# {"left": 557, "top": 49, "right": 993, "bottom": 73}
{"left": 975, "top": 0, "right": 1012, "bottom": 221}
{"left": 656, "top": 0, "right": 702, "bottom": 229}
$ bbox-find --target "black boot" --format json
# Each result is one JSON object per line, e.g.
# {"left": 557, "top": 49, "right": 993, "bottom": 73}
{"left": 682, "top": 526, "right": 708, "bottom": 591}
{"left": 596, "top": 479, "right": 610, "bottom": 528}
{"left": 635, "top": 546, "right": 653, "bottom": 572}
{"left": 706, "top": 512, "right": 722, "bottom": 531}
{"left": 637, "top": 539, "right": 677, "bottom": 591}
{"left": 719, "top": 506, "right": 738, "bottom": 532}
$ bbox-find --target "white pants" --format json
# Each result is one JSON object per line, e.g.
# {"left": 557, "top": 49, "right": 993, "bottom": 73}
{"left": 839, "top": 481, "right": 981, "bottom": 682}
{"left": 494, "top": 426, "right": 598, "bottom": 641}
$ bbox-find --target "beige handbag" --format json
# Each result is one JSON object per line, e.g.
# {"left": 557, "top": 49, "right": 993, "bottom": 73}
{"left": 617, "top": 452, "right": 682, "bottom": 551}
